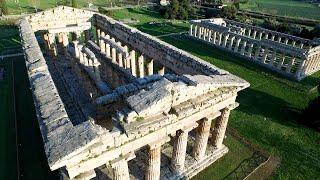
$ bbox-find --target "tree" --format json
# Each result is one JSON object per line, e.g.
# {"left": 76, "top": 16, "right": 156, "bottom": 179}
{"left": 0, "top": 0, "right": 8, "bottom": 15}
{"left": 159, "top": 0, "right": 195, "bottom": 20}
{"left": 72, "top": 0, "right": 78, "bottom": 8}
{"left": 221, "top": 5, "right": 238, "bottom": 19}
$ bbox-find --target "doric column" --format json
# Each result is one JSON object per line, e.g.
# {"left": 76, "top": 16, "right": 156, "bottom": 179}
{"left": 277, "top": 36, "right": 282, "bottom": 43}
{"left": 189, "top": 24, "right": 193, "bottom": 36}
{"left": 258, "top": 32, "right": 263, "bottom": 40}
{"left": 284, "top": 38, "right": 289, "bottom": 45}
{"left": 171, "top": 130, "right": 189, "bottom": 174}
{"left": 262, "top": 48, "right": 269, "bottom": 63}
{"left": 208, "top": 30, "right": 212, "bottom": 42}
{"left": 124, "top": 46, "right": 130, "bottom": 69}
{"left": 158, "top": 65, "right": 165, "bottom": 76}
{"left": 247, "top": 43, "right": 254, "bottom": 57}
{"left": 118, "top": 52, "right": 123, "bottom": 67}
{"left": 192, "top": 118, "right": 212, "bottom": 160}
{"left": 228, "top": 36, "right": 235, "bottom": 50}
{"left": 271, "top": 35, "right": 275, "bottom": 41}
{"left": 203, "top": 28, "right": 207, "bottom": 40}
{"left": 254, "top": 45, "right": 262, "bottom": 59}
{"left": 48, "top": 33, "right": 57, "bottom": 58}
{"left": 211, "top": 107, "right": 231, "bottom": 148}
{"left": 247, "top": 29, "right": 251, "bottom": 37}
{"left": 218, "top": 33, "right": 222, "bottom": 45}
{"left": 194, "top": 25, "right": 198, "bottom": 37}
{"left": 240, "top": 41, "right": 247, "bottom": 55}
{"left": 269, "top": 50, "right": 277, "bottom": 65}
{"left": 111, "top": 157, "right": 132, "bottom": 180}
{"left": 252, "top": 30, "right": 257, "bottom": 39}
{"left": 78, "top": 45, "right": 84, "bottom": 63}
{"left": 111, "top": 48, "right": 117, "bottom": 63}
{"left": 300, "top": 43, "right": 304, "bottom": 49}
{"left": 286, "top": 57, "right": 295, "bottom": 73}
{"left": 129, "top": 50, "right": 136, "bottom": 76}
{"left": 223, "top": 34, "right": 229, "bottom": 47}
{"left": 264, "top": 33, "right": 269, "bottom": 39}
{"left": 145, "top": 138, "right": 167, "bottom": 180}
{"left": 100, "top": 39, "right": 106, "bottom": 53}
{"left": 277, "top": 53, "right": 286, "bottom": 69}
{"left": 295, "top": 59, "right": 306, "bottom": 78}
{"left": 73, "top": 41, "right": 79, "bottom": 58}
{"left": 42, "top": 33, "right": 50, "bottom": 53}
{"left": 234, "top": 38, "right": 241, "bottom": 52}
{"left": 96, "top": 28, "right": 101, "bottom": 44}
{"left": 292, "top": 41, "right": 296, "bottom": 47}
{"left": 212, "top": 31, "right": 217, "bottom": 44}
{"left": 138, "top": 55, "right": 145, "bottom": 78}
{"left": 147, "top": 59, "right": 154, "bottom": 76}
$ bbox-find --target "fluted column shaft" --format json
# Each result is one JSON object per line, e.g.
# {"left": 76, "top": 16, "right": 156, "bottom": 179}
{"left": 130, "top": 50, "right": 137, "bottom": 76}
{"left": 171, "top": 130, "right": 189, "bottom": 174}
{"left": 192, "top": 118, "right": 212, "bottom": 160}
{"left": 147, "top": 59, "right": 154, "bottom": 76}
{"left": 211, "top": 108, "right": 231, "bottom": 148}
{"left": 112, "top": 159, "right": 130, "bottom": 180}
{"left": 138, "top": 55, "right": 145, "bottom": 78}
{"left": 145, "top": 144, "right": 162, "bottom": 180}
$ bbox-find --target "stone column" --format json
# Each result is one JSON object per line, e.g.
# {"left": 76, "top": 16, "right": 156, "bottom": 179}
{"left": 78, "top": 45, "right": 84, "bottom": 63}
{"left": 247, "top": 43, "right": 254, "bottom": 57}
{"left": 111, "top": 159, "right": 130, "bottom": 180}
{"left": 100, "top": 39, "right": 106, "bottom": 53}
{"left": 62, "top": 33, "right": 69, "bottom": 54}
{"left": 96, "top": 28, "right": 101, "bottom": 44}
{"left": 277, "top": 53, "right": 286, "bottom": 69}
{"left": 223, "top": 34, "right": 229, "bottom": 47}
{"left": 212, "top": 31, "right": 217, "bottom": 44}
{"left": 118, "top": 52, "right": 123, "bottom": 67}
{"left": 277, "top": 36, "right": 282, "bottom": 43}
{"left": 106, "top": 42, "right": 111, "bottom": 57}
{"left": 292, "top": 41, "right": 296, "bottom": 47}
{"left": 264, "top": 33, "right": 269, "bottom": 39}
{"left": 145, "top": 138, "right": 167, "bottom": 180}
{"left": 254, "top": 45, "right": 262, "bottom": 59}
{"left": 158, "top": 65, "right": 165, "bottom": 76}
{"left": 252, "top": 30, "right": 257, "bottom": 39}
{"left": 234, "top": 38, "right": 241, "bottom": 52}
{"left": 271, "top": 35, "right": 275, "bottom": 41}
{"left": 218, "top": 33, "right": 223, "bottom": 46}
{"left": 300, "top": 43, "right": 304, "bottom": 49}
{"left": 284, "top": 38, "right": 289, "bottom": 45}
{"left": 262, "top": 48, "right": 269, "bottom": 63}
{"left": 124, "top": 46, "right": 130, "bottom": 69}
{"left": 130, "top": 50, "right": 137, "bottom": 76}
{"left": 208, "top": 30, "right": 212, "bottom": 42}
{"left": 247, "top": 29, "right": 251, "bottom": 37}
{"left": 42, "top": 33, "right": 51, "bottom": 53}
{"left": 171, "top": 130, "right": 189, "bottom": 174}
{"left": 73, "top": 41, "right": 79, "bottom": 58}
{"left": 286, "top": 57, "right": 295, "bottom": 73}
{"left": 269, "top": 50, "right": 277, "bottom": 65}
{"left": 192, "top": 118, "right": 212, "bottom": 160}
{"left": 138, "top": 55, "right": 145, "bottom": 78}
{"left": 228, "top": 36, "right": 235, "bottom": 50}
{"left": 48, "top": 33, "right": 58, "bottom": 58}
{"left": 147, "top": 59, "right": 154, "bottom": 76}
{"left": 240, "top": 41, "right": 247, "bottom": 55}
{"left": 194, "top": 26, "right": 198, "bottom": 37}
{"left": 111, "top": 48, "right": 117, "bottom": 63}
{"left": 295, "top": 59, "right": 306, "bottom": 78}
{"left": 211, "top": 107, "right": 231, "bottom": 148}
{"left": 258, "top": 32, "right": 263, "bottom": 40}
{"left": 189, "top": 24, "right": 193, "bottom": 36}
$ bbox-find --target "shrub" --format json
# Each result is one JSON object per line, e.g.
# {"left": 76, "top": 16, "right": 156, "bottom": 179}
{"left": 221, "top": 5, "right": 238, "bottom": 19}
{"left": 159, "top": 0, "right": 195, "bottom": 20}
{"left": 0, "top": 0, "right": 8, "bottom": 15}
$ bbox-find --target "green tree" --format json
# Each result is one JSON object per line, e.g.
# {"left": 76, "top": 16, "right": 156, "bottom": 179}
{"left": 0, "top": 0, "right": 8, "bottom": 15}
{"left": 221, "top": 5, "right": 238, "bottom": 19}
{"left": 72, "top": 0, "right": 78, "bottom": 8}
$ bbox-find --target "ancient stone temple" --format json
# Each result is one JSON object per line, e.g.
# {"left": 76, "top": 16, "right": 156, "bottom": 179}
{"left": 18, "top": 6, "right": 249, "bottom": 180}
{"left": 189, "top": 18, "right": 320, "bottom": 81}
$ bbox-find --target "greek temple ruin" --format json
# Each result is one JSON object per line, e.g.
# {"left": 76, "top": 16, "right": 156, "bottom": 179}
{"left": 189, "top": 18, "right": 320, "bottom": 81}
{"left": 18, "top": 6, "right": 249, "bottom": 180}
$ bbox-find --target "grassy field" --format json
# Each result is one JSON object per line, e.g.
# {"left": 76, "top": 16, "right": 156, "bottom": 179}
{"left": 0, "top": 25, "right": 21, "bottom": 54}
{"left": 108, "top": 8, "right": 320, "bottom": 179}
{"left": 0, "top": 57, "right": 58, "bottom": 180}
{"left": 239, "top": 0, "right": 320, "bottom": 20}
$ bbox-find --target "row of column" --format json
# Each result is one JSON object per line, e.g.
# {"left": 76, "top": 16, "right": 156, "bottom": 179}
{"left": 228, "top": 23, "right": 308, "bottom": 49}
{"left": 189, "top": 24, "right": 308, "bottom": 78}
{"left": 97, "top": 28, "right": 166, "bottom": 78}
{"left": 110, "top": 107, "right": 231, "bottom": 180}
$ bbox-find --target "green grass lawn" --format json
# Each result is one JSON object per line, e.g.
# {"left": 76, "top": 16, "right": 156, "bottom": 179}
{"left": 0, "top": 57, "right": 58, "bottom": 180}
{"left": 0, "top": 60, "right": 17, "bottom": 180}
{"left": 109, "top": 8, "right": 320, "bottom": 179}
{"left": 0, "top": 25, "right": 21, "bottom": 54}
{"left": 239, "top": 0, "right": 320, "bottom": 20}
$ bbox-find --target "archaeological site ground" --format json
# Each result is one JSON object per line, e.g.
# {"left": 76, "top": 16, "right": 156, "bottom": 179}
{"left": 0, "top": 2, "right": 320, "bottom": 180}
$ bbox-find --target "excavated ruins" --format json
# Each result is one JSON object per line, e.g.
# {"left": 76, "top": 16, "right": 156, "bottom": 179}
{"left": 189, "top": 18, "right": 320, "bottom": 80}
{"left": 18, "top": 6, "right": 249, "bottom": 180}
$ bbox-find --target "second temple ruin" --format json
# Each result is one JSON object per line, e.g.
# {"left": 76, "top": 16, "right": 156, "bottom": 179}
{"left": 18, "top": 7, "right": 249, "bottom": 180}
{"left": 189, "top": 18, "right": 320, "bottom": 81}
